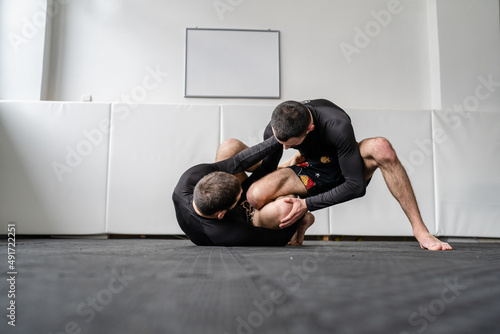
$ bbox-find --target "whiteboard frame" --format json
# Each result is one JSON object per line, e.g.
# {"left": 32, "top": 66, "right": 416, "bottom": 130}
{"left": 184, "top": 28, "right": 281, "bottom": 99}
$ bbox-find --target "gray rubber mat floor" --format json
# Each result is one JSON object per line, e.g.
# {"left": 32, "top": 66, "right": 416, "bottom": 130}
{"left": 1, "top": 239, "right": 499, "bottom": 334}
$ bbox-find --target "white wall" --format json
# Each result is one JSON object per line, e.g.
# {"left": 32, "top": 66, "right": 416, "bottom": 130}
{"left": 1, "top": 1, "right": 500, "bottom": 237}
{"left": 2, "top": 101, "right": 499, "bottom": 237}
{"left": 2, "top": 1, "right": 499, "bottom": 110}
{"left": 0, "top": 0, "right": 50, "bottom": 100}
{"left": 43, "top": 0, "right": 433, "bottom": 109}
{"left": 437, "top": 0, "right": 500, "bottom": 112}
{"left": 0, "top": 101, "right": 110, "bottom": 234}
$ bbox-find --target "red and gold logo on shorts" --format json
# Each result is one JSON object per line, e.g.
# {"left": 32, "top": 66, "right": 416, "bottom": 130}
{"left": 300, "top": 175, "right": 315, "bottom": 190}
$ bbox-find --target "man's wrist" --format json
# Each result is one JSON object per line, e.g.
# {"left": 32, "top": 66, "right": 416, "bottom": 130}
{"left": 301, "top": 198, "right": 308, "bottom": 211}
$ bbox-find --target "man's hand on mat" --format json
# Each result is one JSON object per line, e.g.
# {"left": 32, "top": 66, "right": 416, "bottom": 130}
{"left": 279, "top": 198, "right": 308, "bottom": 228}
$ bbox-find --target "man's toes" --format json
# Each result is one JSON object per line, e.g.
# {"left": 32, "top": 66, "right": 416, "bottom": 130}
{"left": 420, "top": 242, "right": 442, "bottom": 251}
{"left": 429, "top": 244, "right": 442, "bottom": 251}
{"left": 442, "top": 243, "right": 453, "bottom": 250}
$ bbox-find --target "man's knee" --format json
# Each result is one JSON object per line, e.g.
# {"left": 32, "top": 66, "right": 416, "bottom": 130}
{"left": 247, "top": 182, "right": 268, "bottom": 210}
{"left": 216, "top": 138, "right": 247, "bottom": 161}
{"left": 373, "top": 137, "right": 397, "bottom": 165}
{"left": 219, "top": 138, "right": 246, "bottom": 151}
{"left": 274, "top": 198, "right": 293, "bottom": 221}
{"left": 252, "top": 197, "right": 293, "bottom": 229}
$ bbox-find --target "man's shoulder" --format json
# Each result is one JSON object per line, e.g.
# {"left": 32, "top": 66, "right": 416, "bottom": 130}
{"left": 305, "top": 99, "right": 350, "bottom": 125}
{"left": 175, "top": 163, "right": 214, "bottom": 190}
{"left": 175, "top": 201, "right": 215, "bottom": 246}
{"left": 303, "top": 99, "right": 345, "bottom": 112}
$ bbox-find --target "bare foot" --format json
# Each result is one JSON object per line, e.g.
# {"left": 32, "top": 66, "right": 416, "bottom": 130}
{"left": 288, "top": 212, "right": 315, "bottom": 246}
{"left": 416, "top": 232, "right": 453, "bottom": 250}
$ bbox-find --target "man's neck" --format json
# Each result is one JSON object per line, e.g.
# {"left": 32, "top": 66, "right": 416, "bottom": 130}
{"left": 307, "top": 108, "right": 314, "bottom": 128}
{"left": 192, "top": 201, "right": 218, "bottom": 219}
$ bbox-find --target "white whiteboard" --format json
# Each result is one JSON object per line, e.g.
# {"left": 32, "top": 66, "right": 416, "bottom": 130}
{"left": 184, "top": 28, "right": 280, "bottom": 98}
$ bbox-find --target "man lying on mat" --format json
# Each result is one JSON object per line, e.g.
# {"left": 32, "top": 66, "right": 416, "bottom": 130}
{"left": 245, "top": 99, "right": 452, "bottom": 251}
{"left": 172, "top": 136, "right": 314, "bottom": 246}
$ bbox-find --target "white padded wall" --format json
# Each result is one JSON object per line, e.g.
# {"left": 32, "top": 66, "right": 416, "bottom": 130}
{"left": 2, "top": 103, "right": 498, "bottom": 238}
{"left": 221, "top": 105, "right": 329, "bottom": 235}
{"left": 220, "top": 105, "right": 274, "bottom": 147}
{"left": 433, "top": 110, "right": 500, "bottom": 237}
{"left": 106, "top": 104, "right": 220, "bottom": 234}
{"left": 0, "top": 101, "right": 110, "bottom": 234}
{"left": 330, "top": 110, "right": 435, "bottom": 236}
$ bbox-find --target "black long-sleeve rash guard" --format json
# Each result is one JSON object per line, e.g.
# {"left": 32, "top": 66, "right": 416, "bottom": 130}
{"left": 263, "top": 99, "right": 366, "bottom": 212}
{"left": 172, "top": 136, "right": 298, "bottom": 246}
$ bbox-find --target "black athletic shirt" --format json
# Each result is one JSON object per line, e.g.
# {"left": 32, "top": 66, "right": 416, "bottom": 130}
{"left": 172, "top": 137, "right": 299, "bottom": 246}
{"left": 264, "top": 99, "right": 366, "bottom": 211}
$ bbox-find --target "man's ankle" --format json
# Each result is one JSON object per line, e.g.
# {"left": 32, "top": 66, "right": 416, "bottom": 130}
{"left": 413, "top": 227, "right": 431, "bottom": 237}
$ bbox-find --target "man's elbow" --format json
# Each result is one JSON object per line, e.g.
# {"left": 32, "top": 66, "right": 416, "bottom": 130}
{"left": 352, "top": 181, "right": 366, "bottom": 199}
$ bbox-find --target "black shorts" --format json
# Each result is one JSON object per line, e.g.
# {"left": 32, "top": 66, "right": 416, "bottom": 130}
{"left": 288, "top": 160, "right": 371, "bottom": 197}
{"left": 288, "top": 160, "right": 344, "bottom": 197}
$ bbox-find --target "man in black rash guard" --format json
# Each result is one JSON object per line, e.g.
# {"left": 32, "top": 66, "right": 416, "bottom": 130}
{"left": 172, "top": 136, "right": 314, "bottom": 246}
{"left": 246, "top": 99, "right": 452, "bottom": 251}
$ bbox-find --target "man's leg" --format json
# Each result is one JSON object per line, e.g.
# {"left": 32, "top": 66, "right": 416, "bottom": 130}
{"left": 216, "top": 138, "right": 261, "bottom": 183}
{"left": 358, "top": 137, "right": 452, "bottom": 251}
{"left": 218, "top": 139, "right": 314, "bottom": 245}
{"left": 247, "top": 168, "right": 308, "bottom": 209}
{"left": 253, "top": 196, "right": 315, "bottom": 246}
{"left": 247, "top": 170, "right": 313, "bottom": 244}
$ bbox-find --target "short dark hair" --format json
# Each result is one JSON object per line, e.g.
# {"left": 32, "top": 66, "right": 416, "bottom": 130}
{"left": 271, "top": 101, "right": 310, "bottom": 142}
{"left": 193, "top": 172, "right": 241, "bottom": 216}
